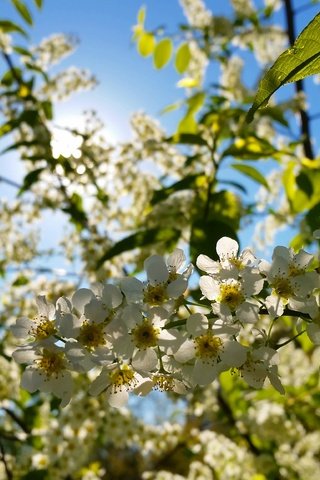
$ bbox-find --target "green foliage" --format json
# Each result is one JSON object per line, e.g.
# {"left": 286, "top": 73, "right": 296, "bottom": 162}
{"left": 0, "top": 19, "right": 28, "bottom": 37}
{"left": 175, "top": 42, "right": 191, "bottom": 74}
{"left": 247, "top": 12, "right": 320, "bottom": 122}
{"left": 153, "top": 38, "right": 173, "bottom": 69}
{"left": 137, "top": 32, "right": 156, "bottom": 57}
{"left": 97, "top": 227, "right": 180, "bottom": 267}
{"left": 11, "top": 0, "right": 33, "bottom": 25}
{"left": 231, "top": 163, "right": 270, "bottom": 190}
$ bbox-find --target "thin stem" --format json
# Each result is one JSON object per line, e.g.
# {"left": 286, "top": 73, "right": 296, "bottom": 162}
{"left": 0, "top": 176, "right": 21, "bottom": 189}
{"left": 283, "top": 0, "right": 314, "bottom": 159}
{"left": 164, "top": 318, "right": 187, "bottom": 329}
{"left": 275, "top": 329, "right": 306, "bottom": 349}
{"left": 1, "top": 407, "right": 30, "bottom": 434}
{"left": 0, "top": 442, "right": 13, "bottom": 480}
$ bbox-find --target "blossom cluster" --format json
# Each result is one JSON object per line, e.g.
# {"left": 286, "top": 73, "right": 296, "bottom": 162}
{"left": 11, "top": 237, "right": 320, "bottom": 408}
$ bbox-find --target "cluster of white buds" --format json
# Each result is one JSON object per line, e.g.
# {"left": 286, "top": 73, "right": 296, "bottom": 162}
{"left": 11, "top": 237, "right": 320, "bottom": 408}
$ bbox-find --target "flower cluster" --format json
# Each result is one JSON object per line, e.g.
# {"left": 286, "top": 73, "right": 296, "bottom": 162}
{"left": 11, "top": 237, "right": 320, "bottom": 408}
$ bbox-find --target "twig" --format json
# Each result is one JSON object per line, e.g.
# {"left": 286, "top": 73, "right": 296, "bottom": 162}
{"left": 0, "top": 441, "right": 13, "bottom": 480}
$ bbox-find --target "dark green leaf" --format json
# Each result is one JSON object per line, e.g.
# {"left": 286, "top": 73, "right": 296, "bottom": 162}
{"left": 62, "top": 193, "right": 87, "bottom": 229}
{"left": 21, "top": 470, "right": 47, "bottom": 480}
{"left": 12, "top": 275, "right": 29, "bottom": 286}
{"left": 296, "top": 171, "right": 314, "bottom": 198}
{"left": 41, "top": 100, "right": 53, "bottom": 120}
{"left": 306, "top": 202, "right": 320, "bottom": 231}
{"left": 167, "top": 133, "right": 207, "bottom": 146}
{"left": 34, "top": 0, "right": 43, "bottom": 8}
{"left": 190, "top": 219, "right": 238, "bottom": 263}
{"left": 247, "top": 13, "right": 320, "bottom": 122}
{"left": 0, "top": 20, "right": 28, "bottom": 37}
{"left": 151, "top": 173, "right": 206, "bottom": 206}
{"left": 153, "top": 38, "right": 173, "bottom": 69}
{"left": 231, "top": 163, "right": 269, "bottom": 190}
{"left": 12, "top": 0, "right": 33, "bottom": 25}
{"left": 18, "top": 168, "right": 45, "bottom": 195}
{"left": 97, "top": 228, "right": 180, "bottom": 268}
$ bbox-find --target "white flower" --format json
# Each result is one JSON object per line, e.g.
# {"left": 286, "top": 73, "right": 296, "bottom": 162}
{"left": 197, "top": 236, "right": 257, "bottom": 279}
{"left": 89, "top": 363, "right": 152, "bottom": 408}
{"left": 11, "top": 296, "right": 57, "bottom": 345}
{"left": 259, "top": 246, "right": 319, "bottom": 318}
{"left": 239, "top": 346, "right": 285, "bottom": 394}
{"left": 199, "top": 274, "right": 262, "bottom": 323}
{"left": 121, "top": 249, "right": 192, "bottom": 310}
{"left": 174, "top": 315, "right": 247, "bottom": 385}
{"left": 12, "top": 345, "right": 73, "bottom": 406}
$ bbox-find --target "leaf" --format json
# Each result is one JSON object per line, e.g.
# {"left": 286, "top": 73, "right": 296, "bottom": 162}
{"left": 97, "top": 227, "right": 180, "bottom": 268}
{"left": 0, "top": 20, "right": 28, "bottom": 37}
{"left": 177, "top": 113, "right": 198, "bottom": 134}
{"left": 137, "top": 5, "right": 146, "bottom": 25}
{"left": 153, "top": 38, "right": 173, "bottom": 69}
{"left": 62, "top": 193, "right": 87, "bottom": 230}
{"left": 12, "top": 275, "right": 29, "bottom": 286}
{"left": 41, "top": 100, "right": 53, "bottom": 120}
{"left": 151, "top": 173, "right": 206, "bottom": 206}
{"left": 231, "top": 163, "right": 269, "bottom": 190}
{"left": 175, "top": 43, "right": 191, "bottom": 74}
{"left": 222, "top": 135, "right": 277, "bottom": 160}
{"left": 12, "top": 0, "right": 33, "bottom": 26}
{"left": 190, "top": 219, "right": 238, "bottom": 263}
{"left": 296, "top": 171, "right": 313, "bottom": 198}
{"left": 247, "top": 12, "right": 320, "bottom": 122}
{"left": 137, "top": 32, "right": 156, "bottom": 57}
{"left": 34, "top": 0, "right": 43, "bottom": 8}
{"left": 168, "top": 133, "right": 207, "bottom": 146}
{"left": 176, "top": 77, "right": 200, "bottom": 88}
{"left": 18, "top": 167, "right": 45, "bottom": 195}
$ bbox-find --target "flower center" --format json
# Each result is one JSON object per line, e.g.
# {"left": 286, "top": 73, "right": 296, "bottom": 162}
{"left": 272, "top": 276, "right": 294, "bottom": 298}
{"left": 143, "top": 284, "right": 167, "bottom": 305}
{"left": 108, "top": 365, "right": 137, "bottom": 393}
{"left": 152, "top": 374, "right": 174, "bottom": 391}
{"left": 29, "top": 316, "right": 56, "bottom": 340}
{"left": 78, "top": 320, "right": 106, "bottom": 349}
{"left": 219, "top": 282, "right": 244, "bottom": 310}
{"left": 194, "top": 332, "right": 222, "bottom": 362}
{"left": 36, "top": 349, "right": 66, "bottom": 379}
{"left": 288, "top": 264, "right": 304, "bottom": 277}
{"left": 131, "top": 320, "right": 160, "bottom": 349}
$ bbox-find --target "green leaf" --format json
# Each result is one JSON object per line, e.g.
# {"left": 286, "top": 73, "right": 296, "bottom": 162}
{"left": 190, "top": 219, "right": 238, "bottom": 263}
{"left": 168, "top": 133, "right": 207, "bottom": 146}
{"left": 177, "top": 113, "right": 198, "bottom": 134}
{"left": 231, "top": 163, "right": 269, "bottom": 190}
{"left": 222, "top": 135, "right": 277, "bottom": 160}
{"left": 153, "top": 38, "right": 173, "bottom": 69}
{"left": 175, "top": 43, "right": 191, "bottom": 74}
{"left": 12, "top": 0, "right": 33, "bottom": 26}
{"left": 62, "top": 193, "right": 88, "bottom": 230}
{"left": 0, "top": 20, "right": 28, "bottom": 37}
{"left": 34, "top": 0, "right": 43, "bottom": 8}
{"left": 41, "top": 100, "right": 53, "bottom": 120}
{"left": 296, "top": 171, "right": 313, "bottom": 198}
{"left": 12, "top": 275, "right": 29, "bottom": 286}
{"left": 137, "top": 5, "right": 146, "bottom": 25}
{"left": 247, "top": 13, "right": 320, "bottom": 122}
{"left": 18, "top": 167, "right": 45, "bottom": 195}
{"left": 97, "top": 227, "right": 180, "bottom": 268}
{"left": 151, "top": 173, "right": 206, "bottom": 206}
{"left": 137, "top": 32, "right": 156, "bottom": 57}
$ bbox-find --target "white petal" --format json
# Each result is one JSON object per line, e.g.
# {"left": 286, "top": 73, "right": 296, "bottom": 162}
{"left": 222, "top": 341, "right": 247, "bottom": 367}
{"left": 102, "top": 284, "right": 123, "bottom": 309}
{"left": 307, "top": 323, "right": 320, "bottom": 345}
{"left": 192, "top": 359, "right": 221, "bottom": 385}
{"left": 196, "top": 254, "right": 220, "bottom": 274}
{"left": 12, "top": 347, "right": 38, "bottom": 364}
{"left": 167, "top": 249, "right": 185, "bottom": 271}
{"left": 174, "top": 339, "right": 195, "bottom": 363}
{"left": 36, "top": 295, "right": 50, "bottom": 317}
{"left": 167, "top": 277, "right": 187, "bottom": 297}
{"left": 89, "top": 370, "right": 109, "bottom": 396}
{"left": 144, "top": 255, "right": 169, "bottom": 285}
{"left": 72, "top": 288, "right": 94, "bottom": 315}
{"left": 186, "top": 313, "right": 208, "bottom": 336}
{"left": 107, "top": 389, "right": 129, "bottom": 408}
{"left": 120, "top": 277, "right": 144, "bottom": 303}
{"left": 268, "top": 366, "right": 285, "bottom": 394}
{"left": 121, "top": 304, "right": 143, "bottom": 328}
{"left": 21, "top": 368, "right": 42, "bottom": 392}
{"left": 10, "top": 317, "right": 32, "bottom": 339}
{"left": 236, "top": 301, "right": 260, "bottom": 324}
{"left": 216, "top": 237, "right": 238, "bottom": 260}
{"left": 199, "top": 275, "right": 219, "bottom": 301}
{"left": 132, "top": 349, "right": 158, "bottom": 371}
{"left": 133, "top": 377, "right": 153, "bottom": 396}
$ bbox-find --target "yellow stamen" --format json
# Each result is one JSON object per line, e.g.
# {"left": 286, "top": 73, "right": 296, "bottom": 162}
{"left": 78, "top": 320, "right": 106, "bottom": 349}
{"left": 194, "top": 332, "right": 222, "bottom": 362}
{"left": 29, "top": 316, "right": 56, "bottom": 340}
{"left": 131, "top": 320, "right": 160, "bottom": 349}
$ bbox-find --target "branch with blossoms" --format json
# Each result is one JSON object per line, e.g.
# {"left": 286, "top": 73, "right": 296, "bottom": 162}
{"left": 11, "top": 237, "right": 320, "bottom": 408}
